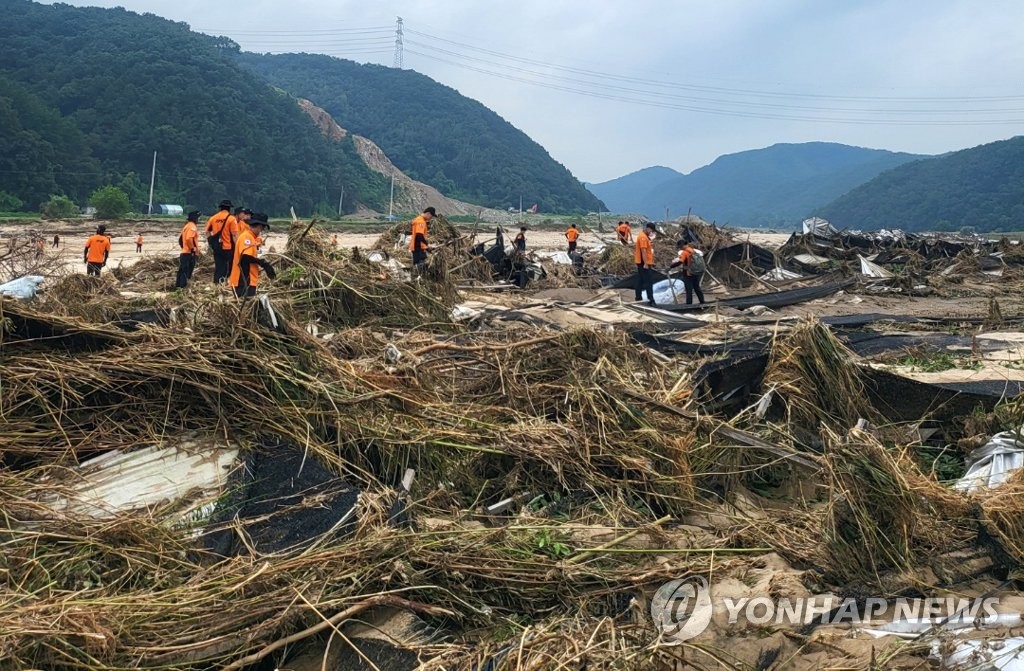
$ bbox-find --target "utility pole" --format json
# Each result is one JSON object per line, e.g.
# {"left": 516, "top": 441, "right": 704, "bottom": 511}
{"left": 147, "top": 151, "right": 157, "bottom": 216}
{"left": 338, "top": 185, "right": 345, "bottom": 216}
{"left": 393, "top": 17, "right": 404, "bottom": 69}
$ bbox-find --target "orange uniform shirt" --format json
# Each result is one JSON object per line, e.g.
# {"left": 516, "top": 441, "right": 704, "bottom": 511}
{"left": 565, "top": 227, "right": 580, "bottom": 242}
{"left": 205, "top": 211, "right": 238, "bottom": 250}
{"left": 228, "top": 223, "right": 260, "bottom": 289}
{"left": 84, "top": 234, "right": 111, "bottom": 263}
{"left": 634, "top": 231, "right": 654, "bottom": 266}
{"left": 136, "top": 234, "right": 143, "bottom": 245}
{"left": 180, "top": 221, "right": 199, "bottom": 254}
{"left": 409, "top": 215, "right": 428, "bottom": 252}
{"left": 616, "top": 223, "right": 631, "bottom": 241}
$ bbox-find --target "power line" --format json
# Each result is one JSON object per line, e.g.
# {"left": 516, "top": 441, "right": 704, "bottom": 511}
{"left": 404, "top": 49, "right": 1024, "bottom": 126}
{"left": 406, "top": 26, "right": 1024, "bottom": 104}
{"left": 404, "top": 39, "right": 1024, "bottom": 118}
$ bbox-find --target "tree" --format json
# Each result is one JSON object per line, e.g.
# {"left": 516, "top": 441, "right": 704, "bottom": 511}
{"left": 89, "top": 185, "right": 131, "bottom": 219}
{"left": 0, "top": 191, "right": 24, "bottom": 212}
{"left": 40, "top": 195, "right": 78, "bottom": 220}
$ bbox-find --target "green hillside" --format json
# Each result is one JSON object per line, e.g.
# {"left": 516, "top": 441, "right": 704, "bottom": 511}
{"left": 238, "top": 52, "right": 603, "bottom": 213}
{"left": 816, "top": 136, "right": 1024, "bottom": 232}
{"left": 589, "top": 143, "right": 923, "bottom": 227}
{"left": 0, "top": 0, "right": 390, "bottom": 215}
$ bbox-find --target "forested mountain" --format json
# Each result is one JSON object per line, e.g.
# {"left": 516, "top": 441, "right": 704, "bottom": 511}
{"left": 816, "top": 136, "right": 1024, "bottom": 232}
{"left": 589, "top": 143, "right": 923, "bottom": 227}
{"left": 585, "top": 166, "right": 683, "bottom": 214}
{"left": 238, "top": 52, "right": 603, "bottom": 213}
{"left": 0, "top": 0, "right": 388, "bottom": 215}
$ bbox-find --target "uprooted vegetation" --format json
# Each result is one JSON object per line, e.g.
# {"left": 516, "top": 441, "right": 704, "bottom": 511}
{"left": 4, "top": 220, "right": 1024, "bottom": 670}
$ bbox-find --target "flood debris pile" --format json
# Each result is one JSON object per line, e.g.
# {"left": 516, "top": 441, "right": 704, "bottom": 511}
{"left": 6, "top": 219, "right": 1024, "bottom": 670}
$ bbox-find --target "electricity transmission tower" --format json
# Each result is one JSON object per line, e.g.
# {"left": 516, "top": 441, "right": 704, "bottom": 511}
{"left": 393, "top": 17, "right": 404, "bottom": 69}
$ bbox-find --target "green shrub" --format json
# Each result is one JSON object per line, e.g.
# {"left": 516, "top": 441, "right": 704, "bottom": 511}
{"left": 0, "top": 191, "right": 24, "bottom": 212}
{"left": 40, "top": 194, "right": 78, "bottom": 220}
{"left": 89, "top": 185, "right": 131, "bottom": 219}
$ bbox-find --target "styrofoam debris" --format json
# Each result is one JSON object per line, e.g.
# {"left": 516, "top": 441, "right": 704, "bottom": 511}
{"left": 955, "top": 429, "right": 1024, "bottom": 493}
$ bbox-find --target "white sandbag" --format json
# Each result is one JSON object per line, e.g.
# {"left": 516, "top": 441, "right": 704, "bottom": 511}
{"left": 0, "top": 275, "right": 45, "bottom": 299}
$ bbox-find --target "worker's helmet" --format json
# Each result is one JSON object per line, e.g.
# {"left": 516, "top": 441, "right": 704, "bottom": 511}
{"left": 218, "top": 199, "right": 233, "bottom": 210}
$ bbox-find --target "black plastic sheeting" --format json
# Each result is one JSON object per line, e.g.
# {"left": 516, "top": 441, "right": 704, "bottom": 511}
{"left": 611, "top": 269, "right": 668, "bottom": 289}
{"left": 863, "top": 368, "right": 1018, "bottom": 422}
{"left": 659, "top": 279, "right": 854, "bottom": 312}
{"left": 203, "top": 441, "right": 359, "bottom": 557}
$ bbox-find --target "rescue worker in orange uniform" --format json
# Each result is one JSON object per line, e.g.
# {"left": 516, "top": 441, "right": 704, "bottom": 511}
{"left": 634, "top": 222, "right": 656, "bottom": 305}
{"left": 135, "top": 233, "right": 143, "bottom": 253}
{"left": 205, "top": 199, "right": 237, "bottom": 283}
{"left": 84, "top": 225, "right": 112, "bottom": 277}
{"left": 410, "top": 206, "right": 434, "bottom": 271}
{"left": 565, "top": 223, "right": 580, "bottom": 253}
{"left": 616, "top": 221, "right": 633, "bottom": 245}
{"left": 229, "top": 212, "right": 276, "bottom": 298}
{"left": 670, "top": 240, "right": 706, "bottom": 305}
{"left": 176, "top": 210, "right": 201, "bottom": 289}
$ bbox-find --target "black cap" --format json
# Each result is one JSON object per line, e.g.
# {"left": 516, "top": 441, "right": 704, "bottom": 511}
{"left": 241, "top": 207, "right": 252, "bottom": 215}
{"left": 520, "top": 226, "right": 527, "bottom": 231}
{"left": 423, "top": 206, "right": 437, "bottom": 216}
{"left": 96, "top": 225, "right": 107, "bottom": 234}
{"left": 250, "top": 212, "right": 269, "bottom": 228}
{"left": 676, "top": 239, "right": 686, "bottom": 248}
{"left": 187, "top": 210, "right": 201, "bottom": 222}
{"left": 218, "top": 199, "right": 233, "bottom": 210}
{"left": 645, "top": 222, "right": 656, "bottom": 230}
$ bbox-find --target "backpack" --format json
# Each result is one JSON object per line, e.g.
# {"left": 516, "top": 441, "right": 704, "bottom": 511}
{"left": 689, "top": 250, "right": 706, "bottom": 274}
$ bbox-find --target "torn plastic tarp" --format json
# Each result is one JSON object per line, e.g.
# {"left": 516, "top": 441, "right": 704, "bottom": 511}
{"left": 954, "top": 429, "right": 1024, "bottom": 493}
{"left": 859, "top": 255, "right": 894, "bottom": 279}
{"left": 801, "top": 217, "right": 837, "bottom": 236}
{"left": 0, "top": 275, "right": 45, "bottom": 299}
{"left": 792, "top": 253, "right": 831, "bottom": 267}
{"left": 760, "top": 267, "right": 803, "bottom": 281}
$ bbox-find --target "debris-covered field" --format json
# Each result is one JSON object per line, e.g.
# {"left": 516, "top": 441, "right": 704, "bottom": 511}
{"left": 3, "top": 216, "right": 1024, "bottom": 670}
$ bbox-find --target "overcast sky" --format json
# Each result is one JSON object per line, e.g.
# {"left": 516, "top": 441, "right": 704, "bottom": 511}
{"left": 57, "top": 1, "right": 1024, "bottom": 182}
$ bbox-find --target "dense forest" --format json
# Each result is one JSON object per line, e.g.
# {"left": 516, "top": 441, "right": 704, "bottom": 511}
{"left": 0, "top": 0, "right": 388, "bottom": 215}
{"left": 588, "top": 143, "right": 923, "bottom": 226}
{"left": 816, "top": 136, "right": 1024, "bottom": 232}
{"left": 238, "top": 52, "right": 603, "bottom": 213}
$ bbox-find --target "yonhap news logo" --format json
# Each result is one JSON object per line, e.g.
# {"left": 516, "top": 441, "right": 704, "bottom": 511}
{"left": 650, "top": 576, "right": 713, "bottom": 641}
{"left": 651, "top": 576, "right": 1010, "bottom": 642}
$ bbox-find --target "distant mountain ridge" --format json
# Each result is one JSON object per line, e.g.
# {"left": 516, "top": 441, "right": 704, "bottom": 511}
{"left": 238, "top": 52, "right": 603, "bottom": 213}
{"left": 588, "top": 143, "right": 925, "bottom": 227}
{"left": 816, "top": 136, "right": 1024, "bottom": 232}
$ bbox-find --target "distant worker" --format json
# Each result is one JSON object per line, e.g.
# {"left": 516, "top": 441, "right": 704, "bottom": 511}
{"left": 565, "top": 223, "right": 580, "bottom": 253}
{"left": 514, "top": 226, "right": 527, "bottom": 252}
{"left": 84, "top": 225, "right": 111, "bottom": 277}
{"left": 52, "top": 234, "right": 60, "bottom": 249}
{"left": 34, "top": 237, "right": 44, "bottom": 259}
{"left": 634, "top": 222, "right": 656, "bottom": 306}
{"left": 204, "top": 199, "right": 237, "bottom": 283}
{"left": 670, "top": 241, "right": 706, "bottom": 305}
{"left": 176, "top": 210, "right": 201, "bottom": 289}
{"left": 135, "top": 233, "right": 143, "bottom": 253}
{"left": 229, "top": 212, "right": 276, "bottom": 298}
{"left": 410, "top": 206, "right": 434, "bottom": 271}
{"left": 331, "top": 234, "right": 338, "bottom": 249}
{"left": 616, "top": 221, "right": 633, "bottom": 245}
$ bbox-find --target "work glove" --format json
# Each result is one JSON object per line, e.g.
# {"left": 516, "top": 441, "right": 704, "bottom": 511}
{"left": 264, "top": 265, "right": 277, "bottom": 280}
